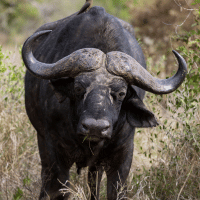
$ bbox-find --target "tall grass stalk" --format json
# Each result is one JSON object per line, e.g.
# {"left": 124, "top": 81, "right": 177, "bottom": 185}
{"left": 0, "top": 47, "right": 40, "bottom": 200}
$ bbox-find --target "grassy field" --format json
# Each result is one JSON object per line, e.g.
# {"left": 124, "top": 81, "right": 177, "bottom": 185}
{"left": 0, "top": 48, "right": 199, "bottom": 199}
{"left": 0, "top": 0, "right": 199, "bottom": 199}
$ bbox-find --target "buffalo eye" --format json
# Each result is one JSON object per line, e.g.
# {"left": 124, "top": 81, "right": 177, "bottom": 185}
{"left": 110, "top": 88, "right": 126, "bottom": 102}
{"left": 117, "top": 90, "right": 126, "bottom": 101}
{"left": 119, "top": 91, "right": 126, "bottom": 97}
{"left": 74, "top": 83, "right": 85, "bottom": 96}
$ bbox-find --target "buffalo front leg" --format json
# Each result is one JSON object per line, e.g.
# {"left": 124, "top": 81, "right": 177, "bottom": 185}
{"left": 37, "top": 132, "right": 70, "bottom": 200}
{"left": 88, "top": 166, "right": 103, "bottom": 200}
{"left": 106, "top": 137, "right": 134, "bottom": 200}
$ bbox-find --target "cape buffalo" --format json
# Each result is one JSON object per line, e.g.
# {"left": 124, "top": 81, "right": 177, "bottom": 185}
{"left": 22, "top": 0, "right": 187, "bottom": 199}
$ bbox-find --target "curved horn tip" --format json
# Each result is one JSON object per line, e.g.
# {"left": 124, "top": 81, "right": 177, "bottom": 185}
{"left": 30, "top": 30, "right": 52, "bottom": 40}
{"left": 22, "top": 30, "right": 53, "bottom": 79}
{"left": 22, "top": 30, "right": 52, "bottom": 62}
{"left": 172, "top": 50, "right": 182, "bottom": 59}
{"left": 23, "top": 30, "right": 52, "bottom": 49}
{"left": 172, "top": 50, "right": 187, "bottom": 72}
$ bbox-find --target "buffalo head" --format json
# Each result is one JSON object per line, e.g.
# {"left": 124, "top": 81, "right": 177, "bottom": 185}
{"left": 22, "top": 30, "right": 187, "bottom": 143}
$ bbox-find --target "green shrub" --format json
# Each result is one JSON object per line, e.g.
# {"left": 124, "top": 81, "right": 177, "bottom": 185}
{"left": 0, "top": 0, "right": 41, "bottom": 41}
{"left": 0, "top": 46, "right": 25, "bottom": 104}
{"left": 0, "top": 46, "right": 40, "bottom": 199}
{"left": 129, "top": 5, "right": 200, "bottom": 199}
{"left": 96, "top": 0, "right": 137, "bottom": 21}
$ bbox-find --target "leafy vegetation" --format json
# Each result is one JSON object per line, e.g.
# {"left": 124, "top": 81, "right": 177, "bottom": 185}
{"left": 128, "top": 5, "right": 200, "bottom": 199}
{"left": 0, "top": 47, "right": 40, "bottom": 199}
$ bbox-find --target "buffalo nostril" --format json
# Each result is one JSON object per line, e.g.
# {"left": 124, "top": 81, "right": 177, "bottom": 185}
{"left": 101, "top": 126, "right": 109, "bottom": 132}
{"left": 81, "top": 123, "right": 90, "bottom": 135}
{"left": 81, "top": 118, "right": 111, "bottom": 135}
{"left": 82, "top": 124, "right": 88, "bottom": 130}
{"left": 101, "top": 126, "right": 110, "bottom": 137}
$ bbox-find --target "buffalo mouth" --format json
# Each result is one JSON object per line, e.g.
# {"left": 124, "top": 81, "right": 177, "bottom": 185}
{"left": 78, "top": 134, "right": 104, "bottom": 143}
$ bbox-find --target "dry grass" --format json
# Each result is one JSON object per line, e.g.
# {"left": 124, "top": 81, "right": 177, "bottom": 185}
{"left": 0, "top": 99, "right": 41, "bottom": 199}
{"left": 129, "top": 92, "right": 200, "bottom": 199}
{"left": 59, "top": 180, "right": 89, "bottom": 200}
{"left": 0, "top": 40, "right": 200, "bottom": 200}
{"left": 0, "top": 48, "right": 41, "bottom": 200}
{"left": 1, "top": 54, "right": 199, "bottom": 200}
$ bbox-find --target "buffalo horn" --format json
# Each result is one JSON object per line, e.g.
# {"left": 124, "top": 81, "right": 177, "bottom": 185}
{"left": 106, "top": 51, "right": 187, "bottom": 94}
{"left": 22, "top": 30, "right": 105, "bottom": 79}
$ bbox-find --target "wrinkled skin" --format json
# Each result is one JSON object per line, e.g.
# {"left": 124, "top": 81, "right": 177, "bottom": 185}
{"left": 25, "top": 6, "right": 158, "bottom": 200}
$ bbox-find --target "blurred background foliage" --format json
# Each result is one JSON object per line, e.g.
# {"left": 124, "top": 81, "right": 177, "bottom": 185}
{"left": 0, "top": 0, "right": 198, "bottom": 42}
{"left": 0, "top": 0, "right": 133, "bottom": 43}
{"left": 0, "top": 0, "right": 40, "bottom": 41}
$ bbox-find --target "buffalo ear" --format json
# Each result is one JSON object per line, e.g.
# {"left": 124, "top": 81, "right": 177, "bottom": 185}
{"left": 49, "top": 78, "right": 74, "bottom": 103}
{"left": 124, "top": 87, "right": 158, "bottom": 128}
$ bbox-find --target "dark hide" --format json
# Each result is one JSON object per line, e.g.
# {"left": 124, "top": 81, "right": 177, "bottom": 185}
{"left": 24, "top": 6, "right": 157, "bottom": 200}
